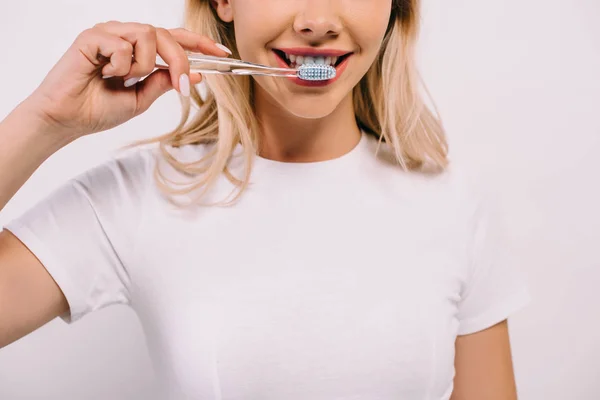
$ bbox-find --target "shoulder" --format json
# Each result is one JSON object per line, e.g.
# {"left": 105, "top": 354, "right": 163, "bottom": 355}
{"left": 364, "top": 133, "right": 485, "bottom": 217}
{"left": 365, "top": 139, "right": 493, "bottom": 247}
{"left": 74, "top": 141, "right": 216, "bottom": 196}
{"left": 409, "top": 162, "right": 499, "bottom": 249}
{"left": 73, "top": 145, "right": 155, "bottom": 197}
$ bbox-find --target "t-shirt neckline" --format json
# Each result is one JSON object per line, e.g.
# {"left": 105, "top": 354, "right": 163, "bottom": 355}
{"left": 251, "top": 131, "right": 369, "bottom": 172}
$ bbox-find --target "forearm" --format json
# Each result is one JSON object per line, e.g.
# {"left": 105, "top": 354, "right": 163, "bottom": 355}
{"left": 0, "top": 100, "right": 73, "bottom": 211}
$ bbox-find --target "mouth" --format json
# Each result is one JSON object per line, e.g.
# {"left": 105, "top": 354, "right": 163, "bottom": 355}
{"left": 272, "top": 48, "right": 354, "bottom": 87}
{"left": 272, "top": 49, "right": 352, "bottom": 69}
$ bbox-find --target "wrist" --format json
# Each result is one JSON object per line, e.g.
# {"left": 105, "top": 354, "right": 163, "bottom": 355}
{"left": 0, "top": 100, "right": 74, "bottom": 167}
{"left": 14, "top": 96, "right": 77, "bottom": 150}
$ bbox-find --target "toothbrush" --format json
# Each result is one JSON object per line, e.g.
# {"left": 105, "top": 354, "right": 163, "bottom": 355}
{"left": 155, "top": 52, "right": 337, "bottom": 81}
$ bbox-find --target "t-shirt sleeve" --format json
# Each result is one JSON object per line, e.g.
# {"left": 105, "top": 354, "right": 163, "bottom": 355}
{"left": 3, "top": 147, "right": 154, "bottom": 324}
{"left": 456, "top": 191, "right": 531, "bottom": 336}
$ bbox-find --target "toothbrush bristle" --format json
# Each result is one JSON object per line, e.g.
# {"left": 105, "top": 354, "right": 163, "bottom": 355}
{"left": 297, "top": 64, "right": 337, "bottom": 81}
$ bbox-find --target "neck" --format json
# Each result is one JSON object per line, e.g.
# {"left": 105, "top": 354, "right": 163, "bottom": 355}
{"left": 253, "top": 86, "right": 362, "bottom": 163}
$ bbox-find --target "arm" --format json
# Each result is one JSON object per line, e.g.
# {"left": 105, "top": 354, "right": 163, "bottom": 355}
{"left": 0, "top": 22, "right": 225, "bottom": 349}
{"left": 0, "top": 101, "right": 72, "bottom": 348}
{"left": 0, "top": 229, "right": 70, "bottom": 348}
{"left": 450, "top": 320, "right": 519, "bottom": 400}
{"left": 0, "top": 100, "right": 73, "bottom": 211}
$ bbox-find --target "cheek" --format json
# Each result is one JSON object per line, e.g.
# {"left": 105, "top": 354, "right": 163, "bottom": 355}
{"left": 232, "top": 21, "right": 266, "bottom": 62}
{"left": 231, "top": 5, "right": 290, "bottom": 62}
{"left": 344, "top": 1, "right": 393, "bottom": 52}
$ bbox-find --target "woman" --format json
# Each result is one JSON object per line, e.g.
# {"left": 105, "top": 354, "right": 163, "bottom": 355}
{"left": 0, "top": 0, "right": 529, "bottom": 399}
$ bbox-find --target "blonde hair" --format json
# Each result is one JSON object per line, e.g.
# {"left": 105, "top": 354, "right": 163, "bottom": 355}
{"left": 129, "top": 0, "right": 448, "bottom": 206}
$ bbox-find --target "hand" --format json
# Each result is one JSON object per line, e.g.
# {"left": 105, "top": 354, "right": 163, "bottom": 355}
{"left": 24, "top": 21, "right": 230, "bottom": 140}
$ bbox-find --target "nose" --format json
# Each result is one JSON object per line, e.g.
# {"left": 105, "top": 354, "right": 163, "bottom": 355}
{"left": 293, "top": 0, "right": 342, "bottom": 40}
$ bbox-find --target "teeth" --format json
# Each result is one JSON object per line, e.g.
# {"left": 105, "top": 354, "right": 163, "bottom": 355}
{"left": 282, "top": 52, "right": 340, "bottom": 68}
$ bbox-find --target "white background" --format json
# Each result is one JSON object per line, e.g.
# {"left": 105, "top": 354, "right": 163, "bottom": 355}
{"left": 0, "top": 0, "right": 599, "bottom": 399}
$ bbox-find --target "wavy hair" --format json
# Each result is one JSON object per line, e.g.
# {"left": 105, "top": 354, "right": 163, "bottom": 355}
{"left": 129, "top": 0, "right": 448, "bottom": 206}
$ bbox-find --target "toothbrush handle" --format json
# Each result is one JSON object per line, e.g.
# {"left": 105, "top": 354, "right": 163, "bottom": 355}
{"left": 155, "top": 53, "right": 297, "bottom": 78}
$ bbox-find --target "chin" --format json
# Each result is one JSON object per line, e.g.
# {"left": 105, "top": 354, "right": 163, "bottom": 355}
{"left": 285, "top": 105, "right": 339, "bottom": 119}
{"left": 275, "top": 93, "right": 344, "bottom": 119}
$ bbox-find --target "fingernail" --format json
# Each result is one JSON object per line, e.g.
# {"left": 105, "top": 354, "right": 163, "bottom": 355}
{"left": 124, "top": 77, "right": 140, "bottom": 87}
{"left": 102, "top": 75, "right": 114, "bottom": 79}
{"left": 215, "top": 43, "right": 232, "bottom": 55}
{"left": 179, "top": 73, "right": 190, "bottom": 97}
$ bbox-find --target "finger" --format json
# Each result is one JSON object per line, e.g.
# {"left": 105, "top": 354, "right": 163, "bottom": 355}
{"left": 76, "top": 28, "right": 134, "bottom": 78}
{"left": 100, "top": 39, "right": 133, "bottom": 79}
{"left": 108, "top": 23, "right": 157, "bottom": 82}
{"left": 168, "top": 27, "right": 232, "bottom": 56}
{"left": 75, "top": 29, "right": 133, "bottom": 76}
{"left": 134, "top": 69, "right": 173, "bottom": 115}
{"left": 189, "top": 73, "right": 203, "bottom": 85}
{"left": 136, "top": 70, "right": 204, "bottom": 115}
{"left": 95, "top": 22, "right": 158, "bottom": 85}
{"left": 155, "top": 28, "right": 192, "bottom": 96}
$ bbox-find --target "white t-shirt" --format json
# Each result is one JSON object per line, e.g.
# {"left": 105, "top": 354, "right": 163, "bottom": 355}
{"left": 5, "top": 131, "right": 529, "bottom": 400}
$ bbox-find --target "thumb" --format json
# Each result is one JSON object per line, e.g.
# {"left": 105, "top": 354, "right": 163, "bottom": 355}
{"left": 135, "top": 70, "right": 204, "bottom": 115}
{"left": 134, "top": 69, "right": 173, "bottom": 115}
